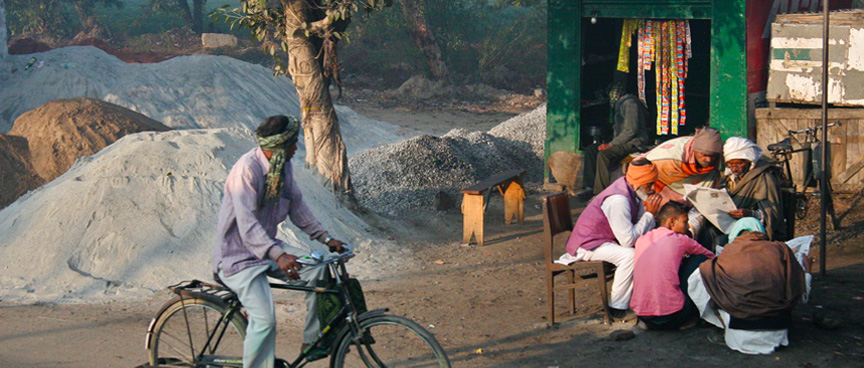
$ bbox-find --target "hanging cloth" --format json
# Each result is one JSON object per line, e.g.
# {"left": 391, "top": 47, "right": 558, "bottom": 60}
{"left": 617, "top": 19, "right": 639, "bottom": 73}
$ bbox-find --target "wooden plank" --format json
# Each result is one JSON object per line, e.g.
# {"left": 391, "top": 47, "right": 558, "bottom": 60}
{"left": 755, "top": 107, "right": 864, "bottom": 120}
{"left": 830, "top": 118, "right": 847, "bottom": 181}
{"left": 461, "top": 169, "right": 525, "bottom": 195}
{"left": 503, "top": 181, "right": 525, "bottom": 225}
{"left": 835, "top": 153, "right": 864, "bottom": 184}
{"left": 847, "top": 120, "right": 864, "bottom": 184}
{"left": 462, "top": 194, "right": 485, "bottom": 245}
{"left": 757, "top": 108, "right": 864, "bottom": 187}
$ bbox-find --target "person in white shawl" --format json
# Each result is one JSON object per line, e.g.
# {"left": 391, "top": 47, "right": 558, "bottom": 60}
{"left": 721, "top": 137, "right": 787, "bottom": 240}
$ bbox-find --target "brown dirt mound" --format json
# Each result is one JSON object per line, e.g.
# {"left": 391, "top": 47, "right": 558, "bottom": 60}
{"left": 8, "top": 97, "right": 171, "bottom": 182}
{"left": 7, "top": 38, "right": 52, "bottom": 54}
{"left": 68, "top": 37, "right": 176, "bottom": 63}
{"left": 0, "top": 134, "right": 45, "bottom": 209}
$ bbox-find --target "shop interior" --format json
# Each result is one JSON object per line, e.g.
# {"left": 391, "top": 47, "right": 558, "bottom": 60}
{"left": 579, "top": 18, "right": 712, "bottom": 149}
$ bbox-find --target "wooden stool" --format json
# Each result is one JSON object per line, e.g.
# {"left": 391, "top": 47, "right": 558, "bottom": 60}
{"left": 461, "top": 169, "right": 526, "bottom": 246}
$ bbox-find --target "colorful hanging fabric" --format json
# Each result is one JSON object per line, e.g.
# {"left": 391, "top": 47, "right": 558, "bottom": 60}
{"left": 676, "top": 20, "right": 688, "bottom": 129}
{"left": 619, "top": 19, "right": 692, "bottom": 135}
{"left": 617, "top": 19, "right": 639, "bottom": 73}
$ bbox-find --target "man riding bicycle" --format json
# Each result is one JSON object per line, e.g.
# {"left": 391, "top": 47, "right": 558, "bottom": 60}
{"left": 212, "top": 115, "right": 347, "bottom": 368}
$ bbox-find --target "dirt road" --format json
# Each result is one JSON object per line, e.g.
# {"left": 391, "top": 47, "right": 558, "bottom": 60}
{"left": 1, "top": 103, "right": 863, "bottom": 367}
{"left": 2, "top": 190, "right": 863, "bottom": 367}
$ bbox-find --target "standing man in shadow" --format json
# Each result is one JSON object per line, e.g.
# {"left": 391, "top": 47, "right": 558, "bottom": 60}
{"left": 579, "top": 73, "right": 652, "bottom": 200}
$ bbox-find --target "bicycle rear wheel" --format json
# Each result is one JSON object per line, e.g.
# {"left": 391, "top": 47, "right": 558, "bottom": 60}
{"left": 331, "top": 314, "right": 450, "bottom": 368}
{"left": 148, "top": 297, "right": 247, "bottom": 367}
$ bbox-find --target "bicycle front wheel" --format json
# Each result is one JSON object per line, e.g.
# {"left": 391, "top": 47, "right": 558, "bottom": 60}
{"left": 331, "top": 314, "right": 450, "bottom": 368}
{"left": 148, "top": 297, "right": 247, "bottom": 367}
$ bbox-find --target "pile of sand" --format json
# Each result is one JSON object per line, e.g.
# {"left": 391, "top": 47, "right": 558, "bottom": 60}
{"left": 0, "top": 134, "right": 43, "bottom": 208}
{"left": 350, "top": 105, "right": 546, "bottom": 215}
{"left": 0, "top": 46, "right": 410, "bottom": 304}
{"left": 0, "top": 46, "right": 302, "bottom": 132}
{"left": 9, "top": 97, "right": 171, "bottom": 182}
{"left": 0, "top": 128, "right": 413, "bottom": 304}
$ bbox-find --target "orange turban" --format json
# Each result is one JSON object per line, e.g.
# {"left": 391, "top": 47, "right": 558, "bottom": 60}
{"left": 625, "top": 161, "right": 658, "bottom": 188}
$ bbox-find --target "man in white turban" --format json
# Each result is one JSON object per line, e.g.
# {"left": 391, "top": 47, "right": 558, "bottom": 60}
{"left": 721, "top": 137, "right": 787, "bottom": 240}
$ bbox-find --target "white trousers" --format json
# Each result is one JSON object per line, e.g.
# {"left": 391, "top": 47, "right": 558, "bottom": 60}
{"left": 576, "top": 242, "right": 635, "bottom": 310}
{"left": 687, "top": 269, "right": 789, "bottom": 355}
{"left": 219, "top": 260, "right": 327, "bottom": 368}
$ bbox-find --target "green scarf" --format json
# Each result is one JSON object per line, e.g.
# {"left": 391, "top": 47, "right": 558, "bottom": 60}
{"left": 257, "top": 117, "right": 300, "bottom": 206}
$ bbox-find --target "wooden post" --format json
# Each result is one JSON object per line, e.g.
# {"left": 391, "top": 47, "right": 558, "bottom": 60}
{"left": 503, "top": 181, "right": 525, "bottom": 225}
{"left": 461, "top": 194, "right": 485, "bottom": 246}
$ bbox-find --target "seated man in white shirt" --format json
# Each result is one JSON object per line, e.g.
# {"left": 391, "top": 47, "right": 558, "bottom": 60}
{"left": 565, "top": 159, "right": 664, "bottom": 318}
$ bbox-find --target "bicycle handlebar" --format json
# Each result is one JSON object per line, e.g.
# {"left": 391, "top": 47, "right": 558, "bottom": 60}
{"left": 789, "top": 121, "right": 841, "bottom": 135}
{"left": 297, "top": 244, "right": 355, "bottom": 266}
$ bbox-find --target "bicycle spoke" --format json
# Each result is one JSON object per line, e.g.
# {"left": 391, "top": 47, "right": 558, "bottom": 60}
{"left": 334, "top": 315, "right": 450, "bottom": 368}
{"left": 149, "top": 299, "right": 246, "bottom": 367}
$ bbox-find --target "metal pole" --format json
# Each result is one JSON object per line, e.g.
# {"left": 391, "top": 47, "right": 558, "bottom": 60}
{"left": 820, "top": 0, "right": 830, "bottom": 276}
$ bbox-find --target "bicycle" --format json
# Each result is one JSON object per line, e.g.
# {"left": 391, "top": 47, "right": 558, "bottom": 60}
{"left": 144, "top": 246, "right": 451, "bottom": 368}
{"left": 767, "top": 121, "right": 841, "bottom": 231}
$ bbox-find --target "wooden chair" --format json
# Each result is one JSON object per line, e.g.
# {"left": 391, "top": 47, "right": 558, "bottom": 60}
{"left": 542, "top": 192, "right": 613, "bottom": 326}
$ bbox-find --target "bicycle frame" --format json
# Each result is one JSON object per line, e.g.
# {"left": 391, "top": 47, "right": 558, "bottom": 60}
{"left": 181, "top": 255, "right": 378, "bottom": 368}
{"left": 767, "top": 121, "right": 840, "bottom": 228}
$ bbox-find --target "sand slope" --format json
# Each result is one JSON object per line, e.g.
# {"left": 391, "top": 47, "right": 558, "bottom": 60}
{"left": 0, "top": 46, "right": 409, "bottom": 304}
{"left": 0, "top": 128, "right": 410, "bottom": 303}
{"left": 0, "top": 46, "right": 301, "bottom": 132}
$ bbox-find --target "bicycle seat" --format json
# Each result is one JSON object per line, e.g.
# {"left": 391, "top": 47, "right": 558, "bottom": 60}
{"left": 768, "top": 138, "right": 793, "bottom": 152}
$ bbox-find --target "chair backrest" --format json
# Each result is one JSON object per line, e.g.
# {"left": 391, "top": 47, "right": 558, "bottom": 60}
{"left": 542, "top": 192, "right": 573, "bottom": 265}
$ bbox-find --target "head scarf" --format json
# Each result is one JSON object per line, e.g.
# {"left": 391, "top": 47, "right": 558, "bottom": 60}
{"left": 257, "top": 116, "right": 300, "bottom": 206}
{"left": 724, "top": 137, "right": 763, "bottom": 163}
{"left": 625, "top": 161, "right": 658, "bottom": 188}
{"left": 692, "top": 127, "right": 722, "bottom": 154}
{"left": 727, "top": 217, "right": 765, "bottom": 242}
{"left": 606, "top": 80, "right": 627, "bottom": 125}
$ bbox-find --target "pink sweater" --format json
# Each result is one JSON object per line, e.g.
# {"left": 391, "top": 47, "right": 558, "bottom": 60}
{"left": 630, "top": 227, "right": 714, "bottom": 316}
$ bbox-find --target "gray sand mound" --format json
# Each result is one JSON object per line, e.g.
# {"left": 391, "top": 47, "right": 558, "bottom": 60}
{"left": 9, "top": 97, "right": 170, "bottom": 181}
{"left": 0, "top": 47, "right": 409, "bottom": 304}
{"left": 0, "top": 134, "right": 44, "bottom": 208}
{"left": 0, "top": 46, "right": 302, "bottom": 132}
{"left": 0, "top": 128, "right": 411, "bottom": 304}
{"left": 350, "top": 104, "right": 546, "bottom": 215}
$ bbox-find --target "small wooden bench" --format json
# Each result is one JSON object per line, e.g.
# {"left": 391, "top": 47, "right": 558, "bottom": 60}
{"left": 461, "top": 169, "right": 526, "bottom": 246}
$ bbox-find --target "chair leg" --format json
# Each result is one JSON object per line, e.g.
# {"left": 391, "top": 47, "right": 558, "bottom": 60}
{"left": 546, "top": 271, "right": 555, "bottom": 327}
{"left": 598, "top": 264, "right": 611, "bottom": 325}
{"left": 567, "top": 269, "right": 576, "bottom": 315}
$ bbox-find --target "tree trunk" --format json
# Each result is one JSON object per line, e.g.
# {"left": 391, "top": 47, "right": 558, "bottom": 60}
{"left": 191, "top": 0, "right": 205, "bottom": 34}
{"left": 280, "top": 0, "right": 351, "bottom": 193}
{"left": 0, "top": 0, "right": 7, "bottom": 59}
{"left": 174, "top": 0, "right": 197, "bottom": 33}
{"left": 399, "top": 0, "right": 448, "bottom": 80}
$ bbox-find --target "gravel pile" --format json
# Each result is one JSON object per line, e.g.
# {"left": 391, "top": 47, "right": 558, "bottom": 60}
{"left": 350, "top": 104, "right": 546, "bottom": 215}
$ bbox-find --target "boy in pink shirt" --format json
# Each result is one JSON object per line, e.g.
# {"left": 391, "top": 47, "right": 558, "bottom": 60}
{"left": 631, "top": 201, "right": 715, "bottom": 330}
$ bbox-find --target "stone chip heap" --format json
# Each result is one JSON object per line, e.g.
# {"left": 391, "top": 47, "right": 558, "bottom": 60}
{"left": 350, "top": 104, "right": 546, "bottom": 215}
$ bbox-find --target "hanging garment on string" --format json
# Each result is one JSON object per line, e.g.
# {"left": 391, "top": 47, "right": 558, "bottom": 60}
{"left": 617, "top": 19, "right": 639, "bottom": 73}
{"left": 621, "top": 19, "right": 692, "bottom": 135}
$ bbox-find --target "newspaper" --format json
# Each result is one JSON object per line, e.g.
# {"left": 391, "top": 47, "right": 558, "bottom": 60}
{"left": 683, "top": 184, "right": 738, "bottom": 234}
{"left": 786, "top": 235, "right": 814, "bottom": 268}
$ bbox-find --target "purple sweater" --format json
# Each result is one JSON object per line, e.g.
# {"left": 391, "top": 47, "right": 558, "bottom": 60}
{"left": 212, "top": 147, "right": 329, "bottom": 277}
{"left": 566, "top": 177, "right": 641, "bottom": 254}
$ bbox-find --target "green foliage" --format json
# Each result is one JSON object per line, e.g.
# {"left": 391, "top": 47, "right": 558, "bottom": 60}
{"left": 211, "top": 0, "right": 390, "bottom": 76}
{"left": 342, "top": 0, "right": 546, "bottom": 91}
{"left": 340, "top": 7, "right": 424, "bottom": 87}
{"left": 6, "top": 0, "right": 77, "bottom": 37}
{"left": 6, "top": 0, "right": 125, "bottom": 37}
